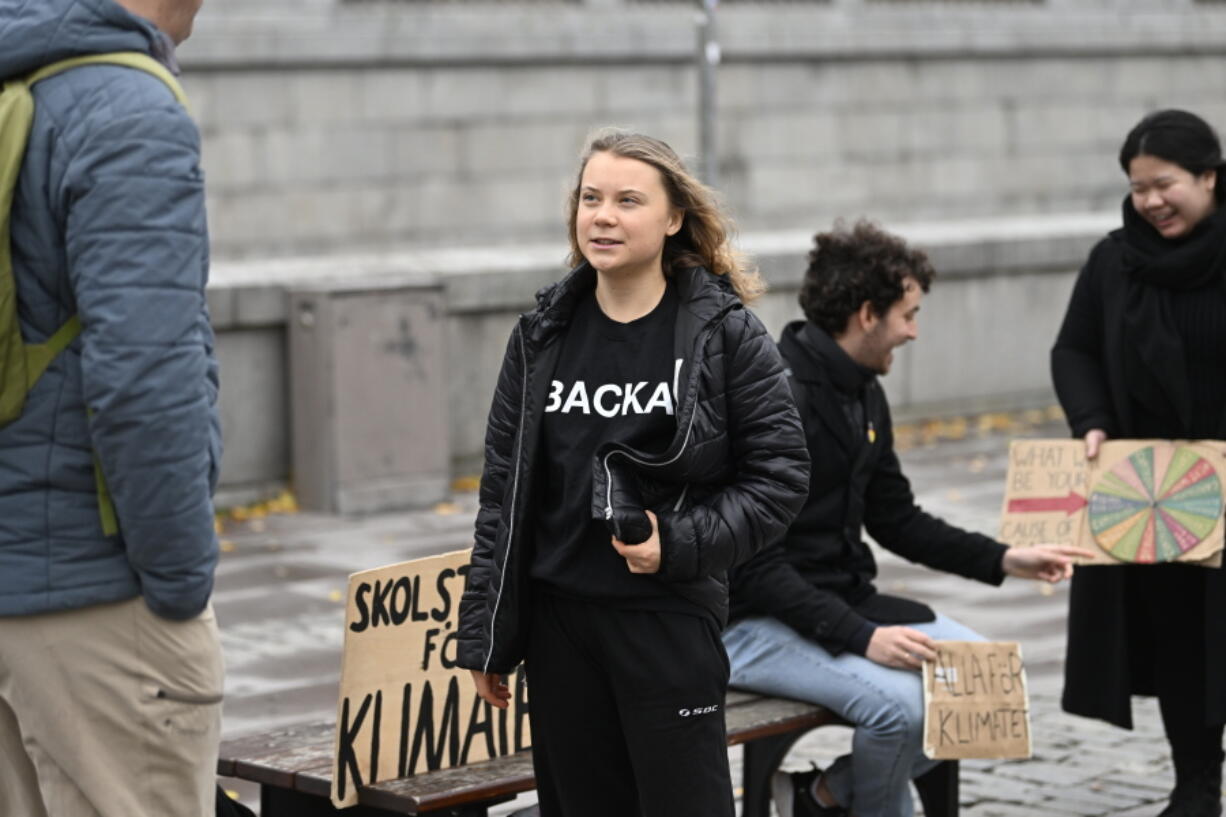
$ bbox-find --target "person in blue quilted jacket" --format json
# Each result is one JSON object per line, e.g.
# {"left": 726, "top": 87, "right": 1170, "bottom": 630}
{"left": 0, "top": 1, "right": 222, "bottom": 815}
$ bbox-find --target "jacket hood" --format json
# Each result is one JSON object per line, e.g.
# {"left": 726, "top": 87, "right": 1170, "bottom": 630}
{"left": 0, "top": 0, "right": 161, "bottom": 80}
{"left": 780, "top": 319, "right": 876, "bottom": 395}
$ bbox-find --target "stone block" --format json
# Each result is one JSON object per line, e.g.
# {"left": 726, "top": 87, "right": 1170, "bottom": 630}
{"left": 905, "top": 270, "right": 1077, "bottom": 406}
{"left": 258, "top": 126, "right": 395, "bottom": 187}
{"left": 419, "top": 67, "right": 602, "bottom": 122}
{"left": 234, "top": 286, "right": 288, "bottom": 328}
{"left": 288, "top": 71, "right": 366, "bottom": 126}
{"left": 200, "top": 71, "right": 296, "bottom": 130}
{"left": 910, "top": 59, "right": 1001, "bottom": 107}
{"left": 1000, "top": 59, "right": 1115, "bottom": 102}
{"left": 600, "top": 65, "right": 693, "bottom": 116}
{"left": 289, "top": 281, "right": 450, "bottom": 513}
{"left": 993, "top": 759, "right": 1103, "bottom": 788}
{"left": 214, "top": 327, "right": 289, "bottom": 489}
{"left": 1009, "top": 102, "right": 1105, "bottom": 151}
{"left": 206, "top": 286, "right": 237, "bottom": 330}
{"left": 902, "top": 106, "right": 1009, "bottom": 157}
{"left": 719, "top": 63, "right": 826, "bottom": 113}
{"left": 730, "top": 111, "right": 840, "bottom": 163}
{"left": 837, "top": 110, "right": 905, "bottom": 161}
{"left": 202, "top": 130, "right": 263, "bottom": 194}
{"left": 206, "top": 190, "right": 293, "bottom": 256}
{"left": 446, "top": 312, "right": 520, "bottom": 476}
{"left": 462, "top": 120, "right": 590, "bottom": 175}
{"left": 388, "top": 124, "right": 466, "bottom": 179}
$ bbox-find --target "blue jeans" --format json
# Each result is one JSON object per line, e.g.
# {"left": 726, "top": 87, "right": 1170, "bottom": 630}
{"left": 723, "top": 614, "right": 983, "bottom": 817}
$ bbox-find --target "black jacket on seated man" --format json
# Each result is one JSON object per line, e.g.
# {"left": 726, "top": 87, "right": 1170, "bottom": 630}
{"left": 729, "top": 320, "right": 1008, "bottom": 656}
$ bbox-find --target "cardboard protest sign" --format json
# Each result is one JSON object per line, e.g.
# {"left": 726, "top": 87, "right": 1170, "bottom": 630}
{"left": 922, "top": 641, "right": 1031, "bottom": 760}
{"left": 330, "top": 550, "right": 530, "bottom": 809}
{"left": 999, "top": 439, "right": 1226, "bottom": 566}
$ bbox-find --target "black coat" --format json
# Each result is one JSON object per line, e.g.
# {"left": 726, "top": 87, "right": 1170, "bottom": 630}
{"left": 730, "top": 321, "right": 1007, "bottom": 655}
{"left": 458, "top": 265, "right": 811, "bottom": 674}
{"left": 1052, "top": 232, "right": 1226, "bottom": 729}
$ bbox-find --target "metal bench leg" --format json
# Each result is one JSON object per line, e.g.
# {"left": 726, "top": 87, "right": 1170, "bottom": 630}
{"left": 914, "top": 759, "right": 959, "bottom": 817}
{"left": 741, "top": 733, "right": 806, "bottom": 817}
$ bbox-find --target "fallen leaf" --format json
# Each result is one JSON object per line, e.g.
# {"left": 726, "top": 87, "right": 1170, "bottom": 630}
{"left": 434, "top": 502, "right": 460, "bottom": 516}
{"left": 328, "top": 589, "right": 344, "bottom": 603}
{"left": 451, "top": 476, "right": 480, "bottom": 493}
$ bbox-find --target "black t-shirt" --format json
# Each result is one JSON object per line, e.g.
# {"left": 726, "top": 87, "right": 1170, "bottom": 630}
{"left": 531, "top": 283, "right": 693, "bottom": 611}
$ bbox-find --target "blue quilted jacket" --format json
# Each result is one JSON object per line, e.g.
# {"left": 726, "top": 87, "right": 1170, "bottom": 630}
{"left": 0, "top": 0, "right": 220, "bottom": 620}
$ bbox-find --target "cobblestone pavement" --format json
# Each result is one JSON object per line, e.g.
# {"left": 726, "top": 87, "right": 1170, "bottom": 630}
{"left": 214, "top": 419, "right": 1212, "bottom": 815}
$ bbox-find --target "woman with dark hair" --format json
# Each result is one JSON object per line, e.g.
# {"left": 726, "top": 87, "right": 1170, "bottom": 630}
{"left": 1052, "top": 109, "right": 1226, "bottom": 817}
{"left": 456, "top": 129, "right": 810, "bottom": 817}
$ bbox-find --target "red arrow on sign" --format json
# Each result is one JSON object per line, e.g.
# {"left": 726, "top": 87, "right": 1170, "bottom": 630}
{"left": 1007, "top": 491, "right": 1088, "bottom": 516}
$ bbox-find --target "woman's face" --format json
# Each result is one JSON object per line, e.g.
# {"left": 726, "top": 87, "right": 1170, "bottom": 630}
{"left": 1128, "top": 154, "right": 1217, "bottom": 239}
{"left": 575, "top": 151, "right": 682, "bottom": 282}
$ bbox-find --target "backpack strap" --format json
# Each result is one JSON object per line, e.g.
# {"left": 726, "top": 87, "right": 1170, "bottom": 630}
{"left": 26, "top": 52, "right": 189, "bottom": 107}
{"left": 2, "top": 53, "right": 189, "bottom": 537}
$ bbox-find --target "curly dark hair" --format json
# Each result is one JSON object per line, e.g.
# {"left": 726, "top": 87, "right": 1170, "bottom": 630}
{"left": 798, "top": 220, "right": 935, "bottom": 336}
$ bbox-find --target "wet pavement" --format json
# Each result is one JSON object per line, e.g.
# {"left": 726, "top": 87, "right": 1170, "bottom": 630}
{"left": 214, "top": 416, "right": 1206, "bottom": 816}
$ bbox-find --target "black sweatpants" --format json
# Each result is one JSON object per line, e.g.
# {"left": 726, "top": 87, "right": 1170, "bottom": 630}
{"left": 524, "top": 594, "right": 735, "bottom": 817}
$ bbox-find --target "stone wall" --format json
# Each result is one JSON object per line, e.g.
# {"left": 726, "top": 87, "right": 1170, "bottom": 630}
{"left": 178, "top": 0, "right": 1226, "bottom": 258}
{"left": 206, "top": 213, "right": 1113, "bottom": 505}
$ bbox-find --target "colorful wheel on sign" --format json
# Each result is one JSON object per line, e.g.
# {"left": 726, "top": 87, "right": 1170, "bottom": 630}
{"left": 1088, "top": 446, "right": 1223, "bottom": 563}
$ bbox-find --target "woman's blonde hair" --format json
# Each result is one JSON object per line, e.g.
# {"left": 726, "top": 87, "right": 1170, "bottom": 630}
{"left": 565, "top": 129, "right": 765, "bottom": 303}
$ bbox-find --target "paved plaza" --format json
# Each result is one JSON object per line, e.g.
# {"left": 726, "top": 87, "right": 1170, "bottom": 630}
{"left": 214, "top": 414, "right": 1212, "bottom": 815}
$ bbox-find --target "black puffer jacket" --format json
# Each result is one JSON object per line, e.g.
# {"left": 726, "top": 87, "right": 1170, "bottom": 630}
{"left": 458, "top": 264, "right": 810, "bottom": 674}
{"left": 730, "top": 321, "right": 1007, "bottom": 655}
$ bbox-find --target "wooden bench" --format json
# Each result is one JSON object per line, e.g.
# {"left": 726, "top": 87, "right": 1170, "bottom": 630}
{"left": 217, "top": 691, "right": 958, "bottom": 816}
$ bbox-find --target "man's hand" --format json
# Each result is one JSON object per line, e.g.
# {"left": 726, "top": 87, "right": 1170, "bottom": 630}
{"left": 1002, "top": 544, "right": 1095, "bottom": 582}
{"left": 612, "top": 509, "right": 661, "bottom": 574}
{"left": 865, "top": 626, "right": 937, "bottom": 671}
{"left": 469, "top": 670, "right": 511, "bottom": 709}
{"left": 1084, "top": 429, "right": 1108, "bottom": 459}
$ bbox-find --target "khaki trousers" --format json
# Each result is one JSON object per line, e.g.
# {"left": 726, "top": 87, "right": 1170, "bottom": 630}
{"left": 0, "top": 597, "right": 223, "bottom": 817}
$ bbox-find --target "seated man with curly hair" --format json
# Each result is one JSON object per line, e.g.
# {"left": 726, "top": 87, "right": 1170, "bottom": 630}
{"left": 725, "top": 221, "right": 1086, "bottom": 817}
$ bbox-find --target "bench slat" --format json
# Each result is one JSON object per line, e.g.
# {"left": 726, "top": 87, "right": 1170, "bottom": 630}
{"left": 363, "top": 752, "right": 535, "bottom": 812}
{"left": 726, "top": 696, "right": 845, "bottom": 746}
{"left": 218, "top": 695, "right": 839, "bottom": 812}
{"left": 222, "top": 722, "right": 334, "bottom": 789}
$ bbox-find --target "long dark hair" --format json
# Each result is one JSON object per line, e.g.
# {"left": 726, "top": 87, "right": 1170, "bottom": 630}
{"left": 1119, "top": 109, "right": 1226, "bottom": 201}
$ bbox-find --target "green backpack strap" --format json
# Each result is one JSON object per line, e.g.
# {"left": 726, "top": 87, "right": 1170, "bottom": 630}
{"left": 1, "top": 52, "right": 189, "bottom": 537}
{"left": 26, "top": 53, "right": 189, "bottom": 108}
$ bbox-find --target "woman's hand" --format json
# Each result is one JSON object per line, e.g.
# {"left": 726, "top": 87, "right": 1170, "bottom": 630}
{"left": 1084, "top": 428, "right": 1108, "bottom": 459}
{"left": 612, "top": 509, "right": 661, "bottom": 574}
{"left": 469, "top": 670, "right": 511, "bottom": 709}
{"left": 866, "top": 626, "right": 937, "bottom": 671}
{"left": 1002, "top": 544, "right": 1096, "bottom": 582}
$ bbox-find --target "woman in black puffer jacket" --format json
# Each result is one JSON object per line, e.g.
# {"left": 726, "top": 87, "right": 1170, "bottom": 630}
{"left": 457, "top": 130, "right": 809, "bottom": 817}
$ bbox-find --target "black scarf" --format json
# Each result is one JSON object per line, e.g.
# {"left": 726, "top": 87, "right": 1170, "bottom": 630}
{"left": 1116, "top": 197, "right": 1226, "bottom": 430}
